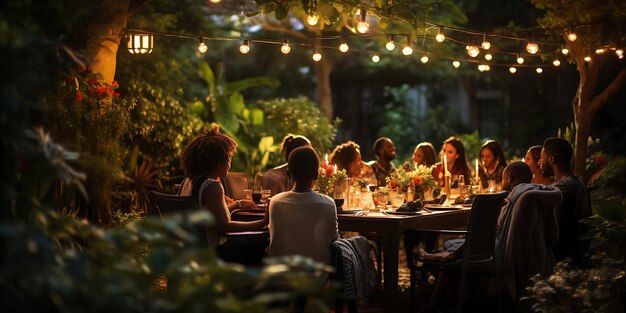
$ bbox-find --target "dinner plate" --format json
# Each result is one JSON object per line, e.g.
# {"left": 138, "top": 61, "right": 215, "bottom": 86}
{"left": 337, "top": 209, "right": 364, "bottom": 214}
{"left": 424, "top": 204, "right": 466, "bottom": 210}
{"left": 381, "top": 210, "right": 426, "bottom": 216}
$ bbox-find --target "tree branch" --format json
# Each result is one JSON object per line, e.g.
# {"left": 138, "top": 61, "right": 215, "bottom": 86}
{"left": 260, "top": 24, "right": 308, "bottom": 38}
{"left": 128, "top": 0, "right": 153, "bottom": 16}
{"left": 590, "top": 67, "right": 626, "bottom": 114}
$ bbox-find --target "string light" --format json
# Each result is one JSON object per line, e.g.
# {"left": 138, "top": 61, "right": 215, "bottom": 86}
{"left": 509, "top": 67, "right": 517, "bottom": 74}
{"left": 553, "top": 59, "right": 561, "bottom": 67}
{"left": 357, "top": 8, "right": 369, "bottom": 33}
{"left": 466, "top": 45, "right": 479, "bottom": 57}
{"left": 566, "top": 31, "right": 577, "bottom": 42}
{"left": 435, "top": 27, "right": 445, "bottom": 43}
{"left": 485, "top": 53, "right": 493, "bottom": 61}
{"left": 452, "top": 60, "right": 461, "bottom": 68}
{"left": 312, "top": 49, "right": 322, "bottom": 61}
{"left": 339, "top": 41, "right": 349, "bottom": 52}
{"left": 516, "top": 55, "right": 525, "bottom": 64}
{"left": 478, "top": 64, "right": 485, "bottom": 72}
{"left": 481, "top": 34, "right": 491, "bottom": 50}
{"left": 307, "top": 14, "right": 319, "bottom": 26}
{"left": 209, "top": 0, "right": 221, "bottom": 3}
{"left": 420, "top": 55, "right": 429, "bottom": 63}
{"left": 526, "top": 41, "right": 539, "bottom": 54}
{"left": 617, "top": 49, "right": 624, "bottom": 59}
{"left": 484, "top": 65, "right": 490, "bottom": 71}
{"left": 402, "top": 35, "right": 413, "bottom": 55}
{"left": 536, "top": 67, "right": 543, "bottom": 74}
{"left": 280, "top": 39, "right": 291, "bottom": 54}
{"left": 198, "top": 37, "right": 208, "bottom": 53}
{"left": 384, "top": 35, "right": 395, "bottom": 51}
{"left": 561, "top": 47, "right": 569, "bottom": 55}
{"left": 239, "top": 40, "right": 250, "bottom": 54}
{"left": 595, "top": 48, "right": 606, "bottom": 54}
{"left": 584, "top": 56, "right": 592, "bottom": 62}
{"left": 372, "top": 54, "right": 380, "bottom": 63}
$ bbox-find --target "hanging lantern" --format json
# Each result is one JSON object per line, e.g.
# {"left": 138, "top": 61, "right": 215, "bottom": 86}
{"left": 127, "top": 33, "right": 154, "bottom": 54}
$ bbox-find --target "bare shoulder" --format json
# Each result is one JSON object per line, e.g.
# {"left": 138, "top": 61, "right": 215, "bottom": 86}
{"left": 201, "top": 180, "right": 224, "bottom": 199}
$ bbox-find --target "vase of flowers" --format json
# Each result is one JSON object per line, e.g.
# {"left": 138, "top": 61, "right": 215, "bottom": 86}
{"left": 316, "top": 162, "right": 349, "bottom": 201}
{"left": 412, "top": 164, "right": 439, "bottom": 201}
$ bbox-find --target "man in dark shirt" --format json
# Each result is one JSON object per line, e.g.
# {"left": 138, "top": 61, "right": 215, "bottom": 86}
{"left": 369, "top": 137, "right": 397, "bottom": 187}
{"left": 540, "top": 137, "right": 591, "bottom": 265}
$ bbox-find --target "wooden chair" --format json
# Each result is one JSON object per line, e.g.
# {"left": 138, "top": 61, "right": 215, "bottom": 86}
{"left": 223, "top": 172, "right": 249, "bottom": 200}
{"left": 404, "top": 192, "right": 508, "bottom": 313}
{"left": 149, "top": 189, "right": 210, "bottom": 245}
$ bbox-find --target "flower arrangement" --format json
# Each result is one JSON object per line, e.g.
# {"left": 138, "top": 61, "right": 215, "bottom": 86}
{"left": 352, "top": 178, "right": 372, "bottom": 190}
{"left": 386, "top": 163, "right": 437, "bottom": 191}
{"left": 316, "top": 160, "right": 348, "bottom": 197}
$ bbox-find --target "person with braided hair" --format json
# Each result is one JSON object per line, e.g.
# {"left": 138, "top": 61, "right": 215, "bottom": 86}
{"left": 329, "top": 141, "right": 376, "bottom": 184}
{"left": 179, "top": 126, "right": 268, "bottom": 264}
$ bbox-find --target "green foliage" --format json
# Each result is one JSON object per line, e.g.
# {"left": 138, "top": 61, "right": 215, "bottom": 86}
{"left": 255, "top": 97, "right": 339, "bottom": 167}
{"left": 455, "top": 131, "right": 484, "bottom": 164}
{"left": 0, "top": 210, "right": 334, "bottom": 313}
{"left": 42, "top": 68, "right": 130, "bottom": 224}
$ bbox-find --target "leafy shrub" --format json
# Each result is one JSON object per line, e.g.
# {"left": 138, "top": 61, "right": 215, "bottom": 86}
{"left": 255, "top": 97, "right": 339, "bottom": 167}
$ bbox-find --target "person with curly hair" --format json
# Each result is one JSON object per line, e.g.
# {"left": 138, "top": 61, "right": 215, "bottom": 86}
{"left": 261, "top": 134, "right": 311, "bottom": 195}
{"left": 179, "top": 126, "right": 268, "bottom": 264}
{"left": 329, "top": 141, "right": 376, "bottom": 183}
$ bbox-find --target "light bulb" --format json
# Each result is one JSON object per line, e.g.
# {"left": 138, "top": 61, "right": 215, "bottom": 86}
{"left": 385, "top": 41, "right": 395, "bottom": 51}
{"left": 517, "top": 56, "right": 525, "bottom": 64}
{"left": 239, "top": 40, "right": 250, "bottom": 54}
{"left": 452, "top": 60, "right": 460, "bottom": 68}
{"left": 484, "top": 65, "right": 491, "bottom": 71}
{"left": 561, "top": 47, "right": 569, "bottom": 55}
{"left": 485, "top": 53, "right": 493, "bottom": 61}
{"left": 536, "top": 67, "right": 543, "bottom": 74}
{"left": 526, "top": 41, "right": 539, "bottom": 54}
{"left": 281, "top": 43, "right": 291, "bottom": 54}
{"left": 509, "top": 67, "right": 517, "bottom": 74}
{"left": 553, "top": 59, "right": 561, "bottom": 67}
{"left": 209, "top": 0, "right": 221, "bottom": 3}
{"left": 584, "top": 56, "right": 591, "bottom": 62}
{"left": 312, "top": 51, "right": 322, "bottom": 61}
{"left": 307, "top": 14, "right": 319, "bottom": 26}
{"left": 616, "top": 49, "right": 624, "bottom": 58}
{"left": 481, "top": 34, "right": 491, "bottom": 50}
{"left": 567, "top": 32, "right": 577, "bottom": 42}
{"left": 198, "top": 42, "right": 208, "bottom": 53}
{"left": 466, "top": 45, "right": 479, "bottom": 58}
{"left": 420, "top": 55, "right": 429, "bottom": 63}
{"left": 402, "top": 46, "right": 413, "bottom": 55}
{"left": 478, "top": 64, "right": 485, "bottom": 72}
{"left": 435, "top": 27, "right": 445, "bottom": 43}
{"left": 595, "top": 48, "right": 606, "bottom": 54}
{"left": 339, "top": 42, "right": 349, "bottom": 52}
{"left": 372, "top": 54, "right": 380, "bottom": 63}
{"left": 357, "top": 21, "right": 369, "bottom": 33}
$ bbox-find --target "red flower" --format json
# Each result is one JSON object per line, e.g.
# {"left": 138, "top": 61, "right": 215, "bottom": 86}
{"left": 325, "top": 167, "right": 333, "bottom": 177}
{"left": 414, "top": 176, "right": 423, "bottom": 186}
{"left": 75, "top": 91, "right": 83, "bottom": 102}
{"left": 96, "top": 86, "right": 106, "bottom": 94}
{"left": 111, "top": 80, "right": 119, "bottom": 87}
{"left": 78, "top": 65, "right": 86, "bottom": 72}
{"left": 113, "top": 92, "right": 120, "bottom": 97}
{"left": 388, "top": 179, "right": 398, "bottom": 189}
{"left": 594, "top": 155, "right": 608, "bottom": 166}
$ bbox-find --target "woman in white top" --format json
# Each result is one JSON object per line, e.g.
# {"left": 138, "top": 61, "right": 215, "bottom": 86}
{"left": 268, "top": 146, "right": 339, "bottom": 265}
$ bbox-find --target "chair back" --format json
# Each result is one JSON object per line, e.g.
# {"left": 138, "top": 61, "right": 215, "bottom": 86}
{"left": 254, "top": 172, "right": 265, "bottom": 189}
{"left": 223, "top": 172, "right": 249, "bottom": 200}
{"left": 464, "top": 192, "right": 508, "bottom": 261}
{"left": 552, "top": 190, "right": 588, "bottom": 266}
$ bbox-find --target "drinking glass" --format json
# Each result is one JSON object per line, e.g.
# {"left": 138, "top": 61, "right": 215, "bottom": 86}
{"left": 261, "top": 189, "right": 271, "bottom": 205}
{"left": 244, "top": 189, "right": 252, "bottom": 201}
{"left": 252, "top": 186, "right": 262, "bottom": 204}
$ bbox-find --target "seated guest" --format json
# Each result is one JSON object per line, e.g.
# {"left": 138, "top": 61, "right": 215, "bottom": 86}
{"left": 180, "top": 127, "right": 268, "bottom": 264}
{"left": 540, "top": 137, "right": 591, "bottom": 266}
{"left": 262, "top": 134, "right": 311, "bottom": 195}
{"left": 432, "top": 136, "right": 471, "bottom": 187}
{"left": 524, "top": 145, "right": 553, "bottom": 185}
{"left": 268, "top": 146, "right": 339, "bottom": 266}
{"left": 479, "top": 140, "right": 508, "bottom": 189}
{"left": 369, "top": 137, "right": 397, "bottom": 187}
{"left": 412, "top": 142, "right": 437, "bottom": 167}
{"left": 330, "top": 141, "right": 376, "bottom": 183}
{"left": 495, "top": 162, "right": 561, "bottom": 301}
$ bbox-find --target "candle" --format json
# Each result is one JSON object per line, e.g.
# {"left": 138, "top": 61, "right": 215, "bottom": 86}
{"left": 443, "top": 155, "right": 448, "bottom": 173}
{"left": 333, "top": 164, "right": 337, "bottom": 174}
{"left": 324, "top": 153, "right": 329, "bottom": 166}
{"left": 475, "top": 159, "right": 479, "bottom": 182}
{"left": 414, "top": 162, "right": 417, "bottom": 171}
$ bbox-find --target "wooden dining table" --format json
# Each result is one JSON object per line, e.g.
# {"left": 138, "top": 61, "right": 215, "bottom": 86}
{"left": 231, "top": 206, "right": 470, "bottom": 312}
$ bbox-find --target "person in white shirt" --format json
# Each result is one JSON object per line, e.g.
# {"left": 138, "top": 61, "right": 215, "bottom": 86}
{"left": 268, "top": 146, "right": 339, "bottom": 265}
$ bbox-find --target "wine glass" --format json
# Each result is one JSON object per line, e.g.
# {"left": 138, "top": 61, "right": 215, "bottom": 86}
{"left": 252, "top": 186, "right": 262, "bottom": 204}
{"left": 261, "top": 189, "right": 271, "bottom": 205}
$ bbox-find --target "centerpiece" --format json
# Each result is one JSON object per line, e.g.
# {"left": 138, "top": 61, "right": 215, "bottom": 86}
{"left": 387, "top": 163, "right": 439, "bottom": 202}
{"left": 316, "top": 156, "right": 348, "bottom": 208}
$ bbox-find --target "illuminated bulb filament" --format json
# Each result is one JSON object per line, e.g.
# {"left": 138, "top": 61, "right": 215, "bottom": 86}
{"left": 402, "top": 45, "right": 413, "bottom": 55}
{"left": 281, "top": 43, "right": 291, "bottom": 54}
{"left": 435, "top": 27, "right": 445, "bottom": 43}
{"left": 466, "top": 45, "right": 480, "bottom": 58}
{"left": 526, "top": 42, "right": 539, "bottom": 54}
{"left": 420, "top": 55, "right": 429, "bottom": 63}
{"left": 517, "top": 56, "right": 525, "bottom": 64}
{"left": 509, "top": 67, "right": 517, "bottom": 74}
{"left": 239, "top": 40, "right": 250, "bottom": 54}
{"left": 307, "top": 14, "right": 319, "bottom": 26}
{"left": 567, "top": 32, "right": 577, "bottom": 42}
{"left": 372, "top": 54, "right": 380, "bottom": 63}
{"left": 595, "top": 48, "right": 606, "bottom": 54}
{"left": 198, "top": 42, "right": 208, "bottom": 53}
{"left": 452, "top": 60, "right": 461, "bottom": 68}
{"left": 584, "top": 56, "right": 591, "bottom": 62}
{"left": 536, "top": 67, "right": 543, "bottom": 74}
{"left": 312, "top": 51, "right": 322, "bottom": 61}
{"left": 339, "top": 42, "right": 349, "bottom": 52}
{"left": 386, "top": 40, "right": 395, "bottom": 51}
{"left": 553, "top": 59, "right": 561, "bottom": 67}
{"left": 485, "top": 53, "right": 493, "bottom": 61}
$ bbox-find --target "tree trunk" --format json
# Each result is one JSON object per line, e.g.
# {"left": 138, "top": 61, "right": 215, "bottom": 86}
{"left": 86, "top": 0, "right": 131, "bottom": 84}
{"left": 315, "top": 56, "right": 335, "bottom": 121}
{"left": 574, "top": 106, "right": 592, "bottom": 181}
